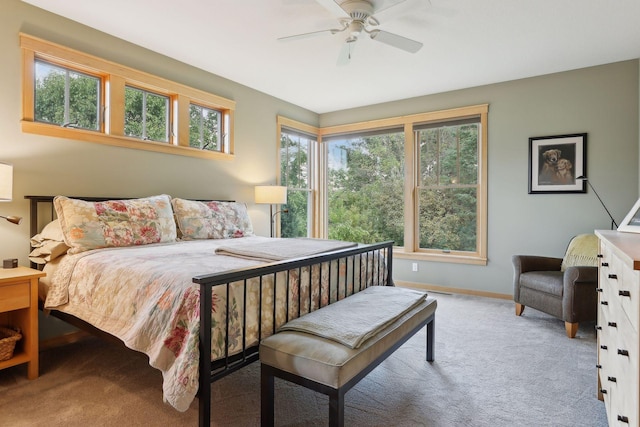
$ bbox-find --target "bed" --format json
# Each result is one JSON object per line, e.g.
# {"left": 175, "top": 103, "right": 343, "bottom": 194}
{"left": 26, "top": 194, "right": 393, "bottom": 426}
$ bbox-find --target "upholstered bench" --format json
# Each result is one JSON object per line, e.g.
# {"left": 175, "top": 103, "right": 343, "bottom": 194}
{"left": 259, "top": 286, "right": 437, "bottom": 427}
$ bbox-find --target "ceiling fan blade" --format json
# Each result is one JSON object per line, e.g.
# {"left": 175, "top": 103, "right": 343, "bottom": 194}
{"left": 314, "top": 0, "right": 350, "bottom": 18}
{"left": 372, "top": 0, "right": 408, "bottom": 15}
{"left": 278, "top": 28, "right": 336, "bottom": 41}
{"left": 337, "top": 40, "right": 356, "bottom": 66}
{"left": 369, "top": 29, "right": 423, "bottom": 53}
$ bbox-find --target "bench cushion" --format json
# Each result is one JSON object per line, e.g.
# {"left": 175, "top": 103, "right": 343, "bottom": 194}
{"left": 259, "top": 295, "right": 437, "bottom": 389}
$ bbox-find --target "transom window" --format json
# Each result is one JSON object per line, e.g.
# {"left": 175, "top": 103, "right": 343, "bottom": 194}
{"left": 124, "top": 86, "right": 169, "bottom": 143}
{"left": 34, "top": 59, "right": 101, "bottom": 131}
{"left": 189, "top": 104, "right": 222, "bottom": 152}
{"left": 21, "top": 33, "right": 235, "bottom": 160}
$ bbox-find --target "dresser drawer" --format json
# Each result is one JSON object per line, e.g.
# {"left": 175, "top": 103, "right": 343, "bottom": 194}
{"left": 0, "top": 281, "right": 31, "bottom": 311}
{"left": 597, "top": 230, "right": 640, "bottom": 427}
{"left": 611, "top": 326, "right": 638, "bottom": 425}
{"left": 620, "top": 262, "right": 639, "bottom": 333}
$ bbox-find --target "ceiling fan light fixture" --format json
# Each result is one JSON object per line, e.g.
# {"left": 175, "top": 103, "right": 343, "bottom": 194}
{"left": 348, "top": 20, "right": 365, "bottom": 36}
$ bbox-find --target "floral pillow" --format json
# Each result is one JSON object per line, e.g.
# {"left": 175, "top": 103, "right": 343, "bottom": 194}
{"left": 54, "top": 195, "right": 177, "bottom": 254}
{"left": 171, "top": 198, "right": 254, "bottom": 239}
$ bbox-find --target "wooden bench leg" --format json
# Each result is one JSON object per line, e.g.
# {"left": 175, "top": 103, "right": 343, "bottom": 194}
{"left": 426, "top": 315, "right": 435, "bottom": 362}
{"left": 329, "top": 388, "right": 345, "bottom": 427}
{"left": 261, "top": 365, "right": 275, "bottom": 427}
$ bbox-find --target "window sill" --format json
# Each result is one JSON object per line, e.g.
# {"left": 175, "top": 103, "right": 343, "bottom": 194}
{"left": 394, "top": 248, "right": 488, "bottom": 266}
{"left": 21, "top": 121, "right": 234, "bottom": 161}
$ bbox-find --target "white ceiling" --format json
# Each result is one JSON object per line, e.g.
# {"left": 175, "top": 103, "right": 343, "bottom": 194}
{"left": 22, "top": 0, "right": 640, "bottom": 114}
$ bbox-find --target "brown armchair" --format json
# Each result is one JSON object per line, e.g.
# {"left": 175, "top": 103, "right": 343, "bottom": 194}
{"left": 512, "top": 234, "right": 599, "bottom": 338}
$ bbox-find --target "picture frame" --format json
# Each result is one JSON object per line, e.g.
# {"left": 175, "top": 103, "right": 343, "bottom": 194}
{"left": 528, "top": 133, "right": 587, "bottom": 194}
{"left": 617, "top": 198, "right": 640, "bottom": 233}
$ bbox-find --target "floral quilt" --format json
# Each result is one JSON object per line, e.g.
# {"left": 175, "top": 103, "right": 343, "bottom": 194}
{"left": 45, "top": 237, "right": 385, "bottom": 412}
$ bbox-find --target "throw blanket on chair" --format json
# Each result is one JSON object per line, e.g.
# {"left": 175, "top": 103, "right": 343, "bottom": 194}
{"left": 278, "top": 286, "right": 428, "bottom": 349}
{"left": 214, "top": 237, "right": 357, "bottom": 262}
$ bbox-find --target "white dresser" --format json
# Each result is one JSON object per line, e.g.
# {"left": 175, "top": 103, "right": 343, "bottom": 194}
{"left": 596, "top": 230, "right": 640, "bottom": 426}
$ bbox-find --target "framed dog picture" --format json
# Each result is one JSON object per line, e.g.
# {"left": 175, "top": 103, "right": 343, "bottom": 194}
{"left": 618, "top": 198, "right": 640, "bottom": 233}
{"left": 528, "top": 133, "right": 587, "bottom": 194}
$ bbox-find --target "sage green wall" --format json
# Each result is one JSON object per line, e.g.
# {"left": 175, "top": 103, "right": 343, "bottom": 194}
{"left": 2, "top": 0, "right": 639, "bottom": 302}
{"left": 321, "top": 60, "right": 640, "bottom": 296}
{"left": 0, "top": 0, "right": 318, "bottom": 268}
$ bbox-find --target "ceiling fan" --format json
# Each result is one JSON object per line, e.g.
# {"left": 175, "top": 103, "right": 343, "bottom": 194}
{"left": 279, "top": 0, "right": 423, "bottom": 65}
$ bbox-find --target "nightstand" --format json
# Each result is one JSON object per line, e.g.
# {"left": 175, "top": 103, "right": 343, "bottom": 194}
{"left": 0, "top": 266, "right": 45, "bottom": 379}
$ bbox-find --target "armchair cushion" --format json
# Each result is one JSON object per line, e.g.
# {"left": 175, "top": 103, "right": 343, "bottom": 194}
{"left": 519, "top": 271, "right": 564, "bottom": 297}
{"left": 561, "top": 234, "right": 598, "bottom": 271}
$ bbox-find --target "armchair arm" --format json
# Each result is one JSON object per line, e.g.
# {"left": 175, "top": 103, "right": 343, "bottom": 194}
{"left": 563, "top": 265, "right": 599, "bottom": 284}
{"left": 562, "top": 266, "right": 599, "bottom": 323}
{"left": 512, "top": 255, "right": 563, "bottom": 274}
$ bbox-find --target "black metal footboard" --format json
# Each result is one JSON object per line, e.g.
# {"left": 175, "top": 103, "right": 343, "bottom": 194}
{"left": 193, "top": 241, "right": 393, "bottom": 427}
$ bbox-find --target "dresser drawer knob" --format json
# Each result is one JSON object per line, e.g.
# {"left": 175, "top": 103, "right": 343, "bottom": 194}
{"left": 601, "top": 345, "right": 608, "bottom": 350}
{"left": 608, "top": 322, "right": 617, "bottom": 328}
{"left": 618, "top": 349, "right": 630, "bottom": 357}
{"left": 597, "top": 254, "right": 603, "bottom": 258}
{"left": 596, "top": 325, "right": 602, "bottom": 330}
{"left": 619, "top": 290, "right": 631, "bottom": 297}
{"left": 601, "top": 301, "right": 608, "bottom": 306}
{"left": 596, "top": 364, "right": 602, "bottom": 369}
{"left": 596, "top": 288, "right": 603, "bottom": 292}
{"left": 600, "top": 388, "right": 607, "bottom": 394}
{"left": 608, "top": 274, "right": 618, "bottom": 279}
{"left": 618, "top": 415, "right": 629, "bottom": 423}
{"left": 601, "top": 262, "right": 609, "bottom": 267}
{"left": 607, "top": 376, "right": 617, "bottom": 383}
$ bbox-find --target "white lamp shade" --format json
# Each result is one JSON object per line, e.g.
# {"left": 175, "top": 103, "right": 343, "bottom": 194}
{"left": 255, "top": 185, "right": 287, "bottom": 205}
{"left": 0, "top": 163, "right": 13, "bottom": 201}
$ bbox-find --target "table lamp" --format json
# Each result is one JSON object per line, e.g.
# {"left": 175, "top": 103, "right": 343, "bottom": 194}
{"left": 255, "top": 185, "right": 287, "bottom": 237}
{"left": 0, "top": 163, "right": 22, "bottom": 225}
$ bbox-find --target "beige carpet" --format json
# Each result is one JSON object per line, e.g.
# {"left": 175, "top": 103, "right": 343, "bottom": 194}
{"left": 0, "top": 292, "right": 606, "bottom": 426}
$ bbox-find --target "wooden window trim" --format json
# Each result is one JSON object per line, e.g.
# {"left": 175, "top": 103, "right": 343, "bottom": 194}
{"left": 277, "top": 116, "right": 320, "bottom": 237}
{"left": 317, "top": 104, "right": 489, "bottom": 265}
{"left": 20, "top": 33, "right": 235, "bottom": 160}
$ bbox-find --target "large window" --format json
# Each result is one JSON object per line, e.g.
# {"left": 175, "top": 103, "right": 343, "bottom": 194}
{"left": 279, "top": 119, "right": 317, "bottom": 238}
{"left": 21, "top": 33, "right": 235, "bottom": 160}
{"left": 318, "top": 104, "right": 488, "bottom": 265}
{"left": 326, "top": 129, "right": 405, "bottom": 245}
{"left": 416, "top": 119, "right": 480, "bottom": 252}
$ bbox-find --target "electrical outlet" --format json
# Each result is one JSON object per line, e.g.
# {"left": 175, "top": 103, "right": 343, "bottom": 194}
{"left": 412, "top": 262, "right": 418, "bottom": 272}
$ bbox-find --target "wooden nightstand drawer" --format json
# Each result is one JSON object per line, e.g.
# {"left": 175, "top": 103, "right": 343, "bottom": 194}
{"left": 0, "top": 282, "right": 30, "bottom": 311}
{"left": 0, "top": 266, "right": 45, "bottom": 379}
